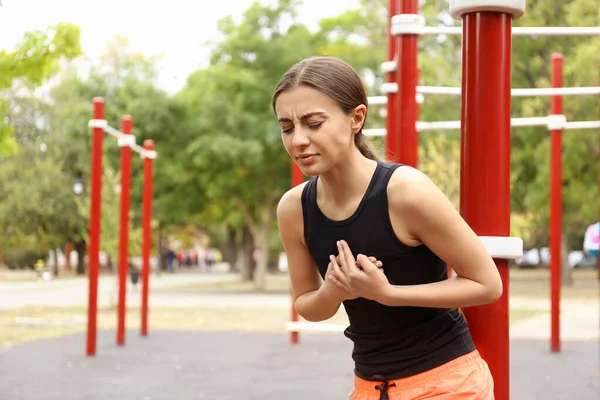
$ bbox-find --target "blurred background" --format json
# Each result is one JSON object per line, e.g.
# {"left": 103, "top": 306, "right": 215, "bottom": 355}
{"left": 0, "top": 0, "right": 598, "bottom": 374}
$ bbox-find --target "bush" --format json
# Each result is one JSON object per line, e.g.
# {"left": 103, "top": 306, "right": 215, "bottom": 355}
{"left": 3, "top": 248, "right": 47, "bottom": 269}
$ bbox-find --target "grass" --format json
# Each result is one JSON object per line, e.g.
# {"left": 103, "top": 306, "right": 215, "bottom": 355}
{"left": 509, "top": 268, "right": 598, "bottom": 300}
{"left": 0, "top": 268, "right": 84, "bottom": 283}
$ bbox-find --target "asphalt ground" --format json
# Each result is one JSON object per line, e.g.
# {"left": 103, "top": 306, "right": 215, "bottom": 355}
{"left": 1, "top": 329, "right": 598, "bottom": 400}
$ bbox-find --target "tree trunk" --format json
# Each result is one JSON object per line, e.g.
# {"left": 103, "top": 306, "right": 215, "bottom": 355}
{"left": 75, "top": 239, "right": 86, "bottom": 275}
{"left": 64, "top": 243, "right": 72, "bottom": 272}
{"left": 561, "top": 231, "right": 573, "bottom": 286}
{"left": 51, "top": 248, "right": 59, "bottom": 277}
{"left": 222, "top": 225, "right": 238, "bottom": 272}
{"left": 238, "top": 227, "right": 254, "bottom": 281}
{"left": 253, "top": 227, "right": 270, "bottom": 291}
{"left": 252, "top": 202, "right": 274, "bottom": 291}
{"left": 157, "top": 229, "right": 167, "bottom": 272}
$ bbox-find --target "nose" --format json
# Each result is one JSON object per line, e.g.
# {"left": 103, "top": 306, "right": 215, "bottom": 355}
{"left": 291, "top": 127, "right": 310, "bottom": 148}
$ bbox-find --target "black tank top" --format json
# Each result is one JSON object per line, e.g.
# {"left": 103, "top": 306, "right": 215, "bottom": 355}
{"left": 301, "top": 161, "right": 476, "bottom": 381}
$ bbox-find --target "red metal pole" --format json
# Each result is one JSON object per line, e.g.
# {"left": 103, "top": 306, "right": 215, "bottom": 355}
{"left": 289, "top": 162, "right": 304, "bottom": 344}
{"left": 141, "top": 139, "right": 155, "bottom": 337}
{"left": 87, "top": 97, "right": 105, "bottom": 356}
{"left": 117, "top": 115, "right": 133, "bottom": 346}
{"left": 459, "top": 12, "right": 512, "bottom": 400}
{"left": 550, "top": 53, "right": 563, "bottom": 353}
{"left": 385, "top": 0, "right": 400, "bottom": 162}
{"left": 415, "top": 68, "right": 421, "bottom": 168}
{"left": 396, "top": 0, "right": 419, "bottom": 167}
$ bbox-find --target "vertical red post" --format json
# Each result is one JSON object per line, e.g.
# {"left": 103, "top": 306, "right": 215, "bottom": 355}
{"left": 385, "top": 0, "right": 400, "bottom": 162}
{"left": 117, "top": 116, "right": 133, "bottom": 346}
{"left": 289, "top": 162, "right": 304, "bottom": 344}
{"left": 87, "top": 97, "right": 105, "bottom": 356}
{"left": 141, "top": 140, "right": 155, "bottom": 337}
{"left": 415, "top": 68, "right": 421, "bottom": 168}
{"left": 459, "top": 12, "right": 513, "bottom": 400}
{"left": 396, "top": 0, "right": 419, "bottom": 167}
{"left": 550, "top": 53, "right": 563, "bottom": 353}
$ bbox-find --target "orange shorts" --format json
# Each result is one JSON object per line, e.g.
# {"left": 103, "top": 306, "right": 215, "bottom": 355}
{"left": 349, "top": 350, "right": 494, "bottom": 400}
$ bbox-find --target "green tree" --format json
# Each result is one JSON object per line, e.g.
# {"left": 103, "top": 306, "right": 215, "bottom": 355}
{"left": 173, "top": 0, "right": 314, "bottom": 288}
{"left": 0, "top": 29, "right": 182, "bottom": 274}
{"left": 0, "top": 22, "right": 81, "bottom": 154}
{"left": 511, "top": 0, "right": 600, "bottom": 252}
{"left": 0, "top": 134, "right": 84, "bottom": 272}
{"left": 164, "top": 0, "right": 466, "bottom": 287}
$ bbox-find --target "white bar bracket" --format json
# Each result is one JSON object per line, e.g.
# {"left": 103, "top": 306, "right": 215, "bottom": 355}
{"left": 88, "top": 119, "right": 108, "bottom": 130}
{"left": 391, "top": 14, "right": 426, "bottom": 36}
{"left": 449, "top": 0, "right": 526, "bottom": 20}
{"left": 143, "top": 150, "right": 158, "bottom": 160}
{"left": 380, "top": 83, "right": 398, "bottom": 94}
{"left": 381, "top": 61, "right": 397, "bottom": 73}
{"left": 118, "top": 134, "right": 136, "bottom": 148}
{"left": 478, "top": 236, "right": 523, "bottom": 259}
{"left": 547, "top": 114, "right": 567, "bottom": 131}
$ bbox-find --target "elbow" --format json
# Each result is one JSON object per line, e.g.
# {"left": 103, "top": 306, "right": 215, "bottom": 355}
{"left": 294, "top": 309, "right": 317, "bottom": 323}
{"left": 293, "top": 303, "right": 325, "bottom": 323}
{"left": 293, "top": 301, "right": 334, "bottom": 323}
{"left": 484, "top": 279, "right": 503, "bottom": 304}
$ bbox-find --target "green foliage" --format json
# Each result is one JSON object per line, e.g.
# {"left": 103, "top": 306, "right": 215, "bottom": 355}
{"left": 1, "top": 0, "right": 598, "bottom": 267}
{"left": 511, "top": 0, "right": 600, "bottom": 248}
{"left": 0, "top": 22, "right": 81, "bottom": 155}
{"left": 166, "top": 0, "right": 318, "bottom": 241}
{"left": 0, "top": 138, "right": 83, "bottom": 257}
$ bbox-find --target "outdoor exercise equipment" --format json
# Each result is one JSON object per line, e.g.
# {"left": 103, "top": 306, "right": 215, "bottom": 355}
{"left": 86, "top": 98, "right": 157, "bottom": 357}
{"left": 286, "top": 1, "right": 600, "bottom": 399}
{"left": 365, "top": 54, "right": 600, "bottom": 357}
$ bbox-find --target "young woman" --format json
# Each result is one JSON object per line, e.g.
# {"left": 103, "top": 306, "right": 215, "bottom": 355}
{"left": 273, "top": 56, "right": 501, "bottom": 400}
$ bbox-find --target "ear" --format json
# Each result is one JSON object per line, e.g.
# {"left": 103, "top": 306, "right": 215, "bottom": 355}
{"left": 351, "top": 105, "right": 367, "bottom": 134}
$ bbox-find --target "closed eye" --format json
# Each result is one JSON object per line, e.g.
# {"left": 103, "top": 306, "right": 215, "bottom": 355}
{"left": 280, "top": 121, "right": 324, "bottom": 135}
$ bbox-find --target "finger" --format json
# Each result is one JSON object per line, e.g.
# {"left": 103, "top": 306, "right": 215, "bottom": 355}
{"left": 356, "top": 254, "right": 379, "bottom": 273}
{"left": 329, "top": 254, "right": 347, "bottom": 284}
{"left": 335, "top": 242, "right": 350, "bottom": 278}
{"left": 328, "top": 273, "right": 345, "bottom": 289}
{"left": 339, "top": 240, "right": 359, "bottom": 273}
{"left": 367, "top": 256, "right": 383, "bottom": 268}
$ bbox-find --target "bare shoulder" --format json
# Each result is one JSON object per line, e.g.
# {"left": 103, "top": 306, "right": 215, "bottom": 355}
{"left": 387, "top": 165, "right": 445, "bottom": 210}
{"left": 277, "top": 181, "right": 308, "bottom": 225}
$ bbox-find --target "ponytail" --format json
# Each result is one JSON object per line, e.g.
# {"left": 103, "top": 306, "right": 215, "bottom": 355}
{"left": 354, "top": 131, "right": 381, "bottom": 161}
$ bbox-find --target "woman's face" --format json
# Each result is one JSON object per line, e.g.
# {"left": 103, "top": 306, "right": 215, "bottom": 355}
{"left": 275, "top": 85, "right": 365, "bottom": 176}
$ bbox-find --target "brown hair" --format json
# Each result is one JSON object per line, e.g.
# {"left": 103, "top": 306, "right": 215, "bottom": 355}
{"left": 272, "top": 56, "right": 381, "bottom": 161}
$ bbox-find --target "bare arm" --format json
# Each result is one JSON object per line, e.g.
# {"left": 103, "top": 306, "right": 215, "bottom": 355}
{"left": 276, "top": 186, "right": 344, "bottom": 322}
{"left": 380, "top": 167, "right": 503, "bottom": 308}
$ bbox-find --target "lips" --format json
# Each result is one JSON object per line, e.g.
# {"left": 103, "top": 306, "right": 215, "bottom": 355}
{"left": 296, "top": 153, "right": 318, "bottom": 165}
{"left": 297, "top": 153, "right": 317, "bottom": 160}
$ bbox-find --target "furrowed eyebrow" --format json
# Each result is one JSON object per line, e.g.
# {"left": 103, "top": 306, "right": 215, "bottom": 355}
{"left": 277, "top": 111, "right": 327, "bottom": 124}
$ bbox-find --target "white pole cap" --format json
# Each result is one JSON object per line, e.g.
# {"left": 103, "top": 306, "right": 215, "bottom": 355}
{"left": 450, "top": 0, "right": 526, "bottom": 20}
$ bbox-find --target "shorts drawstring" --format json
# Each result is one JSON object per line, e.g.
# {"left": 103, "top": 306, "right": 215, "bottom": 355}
{"left": 371, "top": 375, "right": 396, "bottom": 400}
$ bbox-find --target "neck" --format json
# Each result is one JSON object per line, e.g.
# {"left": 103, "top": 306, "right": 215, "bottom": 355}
{"left": 318, "top": 150, "right": 378, "bottom": 206}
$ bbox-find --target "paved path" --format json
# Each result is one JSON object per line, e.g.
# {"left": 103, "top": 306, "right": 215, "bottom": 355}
{"left": 0, "top": 267, "right": 238, "bottom": 309}
{"left": 2, "top": 271, "right": 598, "bottom": 340}
{"left": 0, "top": 330, "right": 597, "bottom": 400}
